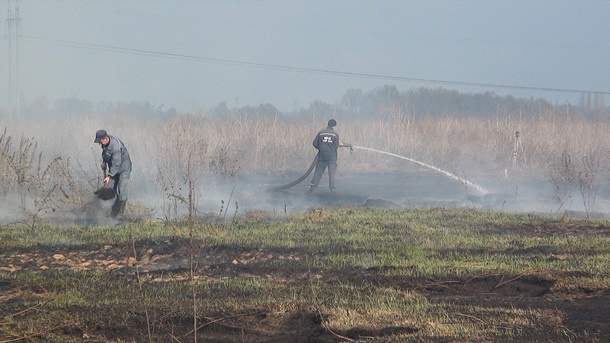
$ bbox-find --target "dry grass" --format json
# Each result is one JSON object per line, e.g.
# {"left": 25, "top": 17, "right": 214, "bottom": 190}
{"left": 2, "top": 110, "right": 610, "bottom": 217}
{"left": 5, "top": 111, "right": 610, "bottom": 173}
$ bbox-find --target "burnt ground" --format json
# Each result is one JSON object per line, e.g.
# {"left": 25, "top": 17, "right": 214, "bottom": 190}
{"left": 1, "top": 222, "right": 609, "bottom": 342}
{"left": 2, "top": 171, "right": 610, "bottom": 341}
{"left": 191, "top": 169, "right": 610, "bottom": 219}
{"left": 4, "top": 169, "right": 610, "bottom": 226}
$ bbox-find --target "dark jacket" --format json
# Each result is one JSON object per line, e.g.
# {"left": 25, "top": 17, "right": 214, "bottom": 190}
{"left": 313, "top": 126, "right": 340, "bottom": 161}
{"left": 102, "top": 135, "right": 132, "bottom": 177}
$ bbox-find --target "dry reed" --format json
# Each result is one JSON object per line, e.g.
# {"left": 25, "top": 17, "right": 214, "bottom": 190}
{"left": 2, "top": 109, "right": 610, "bottom": 216}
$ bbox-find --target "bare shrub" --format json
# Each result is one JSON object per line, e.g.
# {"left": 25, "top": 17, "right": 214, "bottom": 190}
{"left": 0, "top": 129, "right": 40, "bottom": 203}
{"left": 0, "top": 128, "right": 91, "bottom": 226}
{"left": 577, "top": 149, "right": 603, "bottom": 218}
{"left": 29, "top": 157, "right": 91, "bottom": 227}
{"left": 548, "top": 147, "right": 607, "bottom": 218}
{"left": 23, "top": 156, "right": 66, "bottom": 227}
{"left": 208, "top": 146, "right": 241, "bottom": 177}
{"left": 549, "top": 151, "right": 577, "bottom": 213}
{"left": 156, "top": 118, "right": 208, "bottom": 222}
{"left": 0, "top": 127, "right": 16, "bottom": 193}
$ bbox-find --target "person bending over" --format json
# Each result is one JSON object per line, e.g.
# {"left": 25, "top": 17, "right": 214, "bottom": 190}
{"left": 94, "top": 129, "right": 132, "bottom": 218}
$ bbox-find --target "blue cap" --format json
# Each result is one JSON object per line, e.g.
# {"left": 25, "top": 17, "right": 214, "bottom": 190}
{"left": 94, "top": 130, "right": 107, "bottom": 143}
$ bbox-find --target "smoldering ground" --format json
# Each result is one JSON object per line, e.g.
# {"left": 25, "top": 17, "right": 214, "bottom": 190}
{"left": 135, "top": 166, "right": 610, "bottom": 222}
{"left": 3, "top": 152, "right": 610, "bottom": 226}
{"left": 0, "top": 190, "right": 122, "bottom": 226}
{"left": 3, "top": 116, "right": 610, "bottom": 226}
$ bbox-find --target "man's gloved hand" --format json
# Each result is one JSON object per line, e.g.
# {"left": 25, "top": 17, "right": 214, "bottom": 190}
{"left": 101, "top": 162, "right": 107, "bottom": 171}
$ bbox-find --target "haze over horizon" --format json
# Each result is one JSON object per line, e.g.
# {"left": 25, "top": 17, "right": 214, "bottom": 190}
{"left": 1, "top": 0, "right": 609, "bottom": 114}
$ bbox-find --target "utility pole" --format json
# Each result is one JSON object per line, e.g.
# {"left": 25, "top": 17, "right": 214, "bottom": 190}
{"left": 7, "top": 0, "right": 21, "bottom": 118}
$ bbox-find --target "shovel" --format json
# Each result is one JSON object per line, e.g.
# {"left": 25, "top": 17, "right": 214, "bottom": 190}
{"left": 94, "top": 163, "right": 116, "bottom": 200}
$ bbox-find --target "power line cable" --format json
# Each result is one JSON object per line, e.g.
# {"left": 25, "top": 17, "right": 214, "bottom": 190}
{"left": 21, "top": 35, "right": 610, "bottom": 96}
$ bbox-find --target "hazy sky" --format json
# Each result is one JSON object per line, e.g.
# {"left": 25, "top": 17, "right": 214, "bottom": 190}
{"left": 1, "top": 0, "right": 609, "bottom": 112}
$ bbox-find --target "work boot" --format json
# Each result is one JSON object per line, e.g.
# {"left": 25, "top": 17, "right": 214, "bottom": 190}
{"left": 118, "top": 200, "right": 127, "bottom": 217}
{"left": 110, "top": 200, "right": 127, "bottom": 218}
{"left": 110, "top": 200, "right": 120, "bottom": 218}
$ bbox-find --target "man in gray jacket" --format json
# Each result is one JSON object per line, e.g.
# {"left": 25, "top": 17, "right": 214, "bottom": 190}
{"left": 309, "top": 119, "right": 351, "bottom": 194}
{"left": 94, "top": 129, "right": 132, "bottom": 218}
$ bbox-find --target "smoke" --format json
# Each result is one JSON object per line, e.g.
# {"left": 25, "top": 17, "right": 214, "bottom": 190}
{"left": 2, "top": 116, "right": 610, "bottom": 226}
{"left": 79, "top": 196, "right": 121, "bottom": 226}
{"left": 2, "top": 157, "right": 609, "bottom": 226}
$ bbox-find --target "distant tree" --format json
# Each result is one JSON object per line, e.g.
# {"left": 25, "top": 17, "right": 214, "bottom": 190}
{"left": 94, "top": 101, "right": 116, "bottom": 116}
{"left": 54, "top": 96, "right": 93, "bottom": 119}
{"left": 578, "top": 92, "right": 607, "bottom": 120}
{"left": 592, "top": 93, "right": 606, "bottom": 119}
{"left": 366, "top": 85, "right": 400, "bottom": 116}
{"left": 340, "top": 88, "right": 365, "bottom": 118}
{"left": 307, "top": 100, "right": 336, "bottom": 123}
{"left": 236, "top": 103, "right": 281, "bottom": 120}
{"left": 21, "top": 95, "right": 50, "bottom": 118}
{"left": 208, "top": 101, "right": 233, "bottom": 119}
{"left": 100, "top": 101, "right": 175, "bottom": 119}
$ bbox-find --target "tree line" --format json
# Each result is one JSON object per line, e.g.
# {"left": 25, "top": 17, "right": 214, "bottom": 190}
{"left": 6, "top": 86, "right": 608, "bottom": 121}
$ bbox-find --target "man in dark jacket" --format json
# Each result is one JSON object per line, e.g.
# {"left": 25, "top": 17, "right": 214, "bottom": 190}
{"left": 309, "top": 119, "right": 351, "bottom": 194}
{"left": 94, "top": 129, "right": 132, "bottom": 218}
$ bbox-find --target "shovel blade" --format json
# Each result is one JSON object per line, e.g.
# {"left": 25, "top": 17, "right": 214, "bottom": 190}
{"left": 94, "top": 187, "right": 116, "bottom": 200}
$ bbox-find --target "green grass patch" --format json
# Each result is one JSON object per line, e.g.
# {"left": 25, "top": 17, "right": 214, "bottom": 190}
{"left": 1, "top": 207, "right": 609, "bottom": 342}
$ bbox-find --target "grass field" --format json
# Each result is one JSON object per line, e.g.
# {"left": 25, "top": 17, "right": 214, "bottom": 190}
{"left": 2, "top": 110, "right": 610, "bottom": 341}
{"left": 1, "top": 207, "right": 609, "bottom": 342}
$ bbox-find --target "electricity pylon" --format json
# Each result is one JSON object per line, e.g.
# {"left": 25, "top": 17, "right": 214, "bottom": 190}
{"left": 7, "top": 0, "right": 21, "bottom": 118}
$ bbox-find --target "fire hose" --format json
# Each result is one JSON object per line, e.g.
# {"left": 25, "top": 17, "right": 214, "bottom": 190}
{"left": 268, "top": 145, "right": 488, "bottom": 195}
{"left": 268, "top": 154, "right": 319, "bottom": 191}
{"left": 268, "top": 145, "right": 353, "bottom": 192}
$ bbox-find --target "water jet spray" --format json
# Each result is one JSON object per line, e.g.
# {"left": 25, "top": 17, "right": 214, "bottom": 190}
{"left": 352, "top": 146, "right": 489, "bottom": 196}
{"left": 269, "top": 146, "right": 489, "bottom": 197}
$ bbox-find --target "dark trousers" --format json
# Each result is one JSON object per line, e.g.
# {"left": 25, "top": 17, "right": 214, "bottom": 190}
{"left": 107, "top": 171, "right": 130, "bottom": 202}
{"left": 310, "top": 159, "right": 337, "bottom": 191}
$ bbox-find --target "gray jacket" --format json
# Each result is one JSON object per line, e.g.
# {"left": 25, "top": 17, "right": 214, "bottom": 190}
{"left": 102, "top": 135, "right": 132, "bottom": 177}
